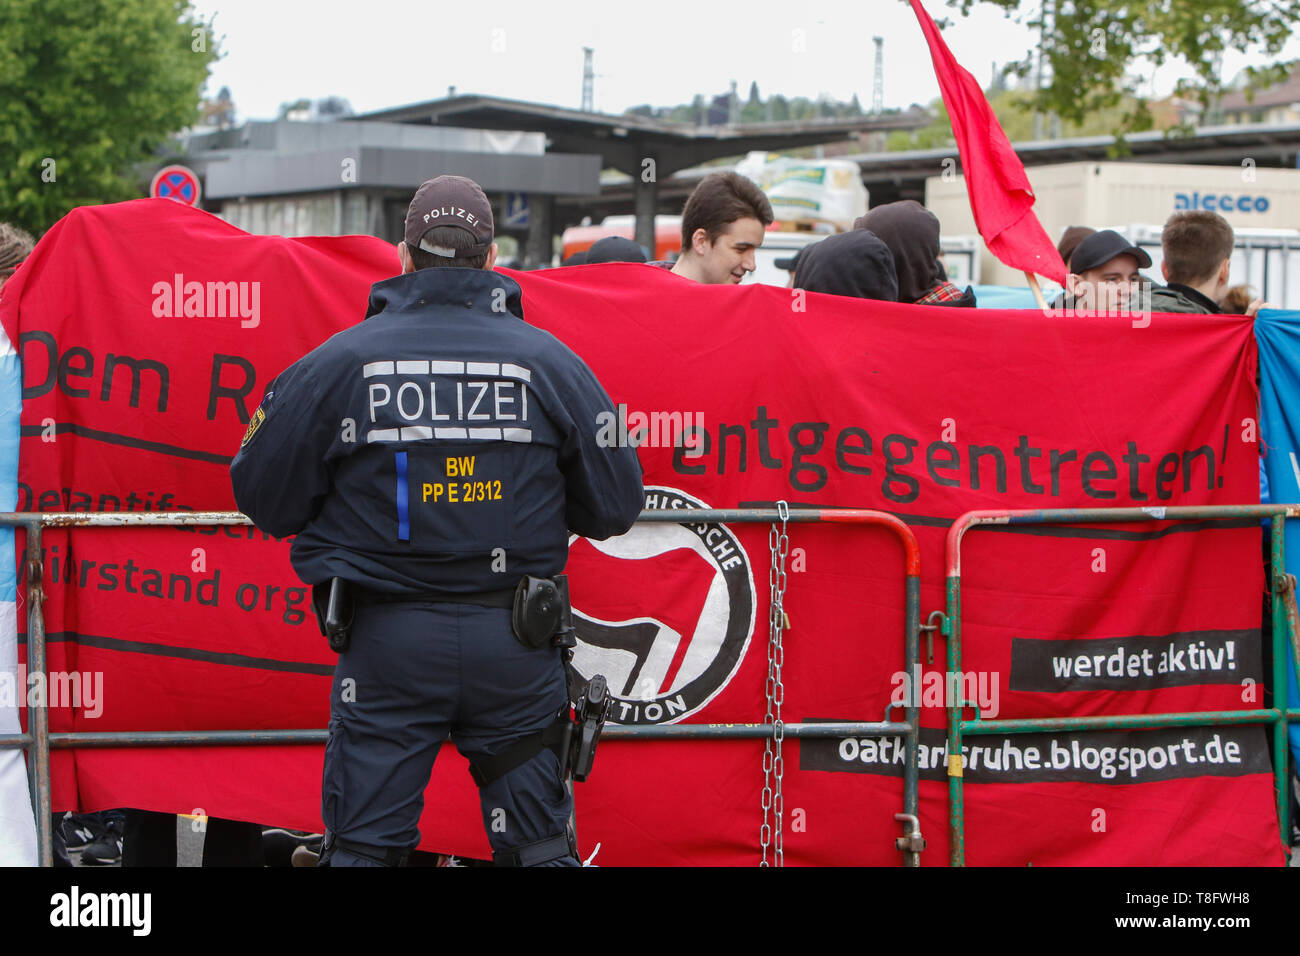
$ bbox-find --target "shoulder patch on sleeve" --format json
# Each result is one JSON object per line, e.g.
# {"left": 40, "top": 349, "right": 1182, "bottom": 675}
{"left": 241, "top": 405, "right": 266, "bottom": 446}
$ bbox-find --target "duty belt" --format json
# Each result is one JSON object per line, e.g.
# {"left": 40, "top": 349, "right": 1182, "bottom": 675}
{"left": 353, "top": 586, "right": 516, "bottom": 609}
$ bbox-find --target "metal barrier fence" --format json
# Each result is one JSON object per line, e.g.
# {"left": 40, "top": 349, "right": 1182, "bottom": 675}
{"left": 0, "top": 507, "right": 923, "bottom": 867}
{"left": 8, "top": 505, "right": 1297, "bottom": 865}
{"left": 943, "top": 505, "right": 1300, "bottom": 866}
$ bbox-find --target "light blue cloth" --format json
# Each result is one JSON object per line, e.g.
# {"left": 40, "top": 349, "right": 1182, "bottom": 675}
{"left": 1252, "top": 308, "right": 1300, "bottom": 765}
{"left": 971, "top": 285, "right": 1062, "bottom": 310}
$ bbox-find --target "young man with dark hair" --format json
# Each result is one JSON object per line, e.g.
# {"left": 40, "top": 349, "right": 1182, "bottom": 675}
{"left": 668, "top": 171, "right": 773, "bottom": 284}
{"left": 1151, "top": 210, "right": 1262, "bottom": 315}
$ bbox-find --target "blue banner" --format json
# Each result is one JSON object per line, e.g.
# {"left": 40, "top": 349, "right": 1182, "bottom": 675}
{"left": 1252, "top": 308, "right": 1300, "bottom": 766}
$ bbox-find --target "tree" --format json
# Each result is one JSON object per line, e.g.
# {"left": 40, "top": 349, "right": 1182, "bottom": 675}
{"left": 951, "top": 0, "right": 1299, "bottom": 138}
{"left": 886, "top": 85, "right": 1188, "bottom": 152}
{"left": 741, "top": 81, "right": 766, "bottom": 123}
{"left": 201, "top": 85, "right": 236, "bottom": 128}
{"left": 0, "top": 0, "right": 219, "bottom": 236}
{"left": 278, "top": 98, "right": 312, "bottom": 119}
{"left": 313, "top": 96, "right": 354, "bottom": 120}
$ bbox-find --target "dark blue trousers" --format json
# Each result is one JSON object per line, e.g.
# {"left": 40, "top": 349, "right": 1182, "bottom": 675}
{"left": 321, "top": 600, "right": 577, "bottom": 866}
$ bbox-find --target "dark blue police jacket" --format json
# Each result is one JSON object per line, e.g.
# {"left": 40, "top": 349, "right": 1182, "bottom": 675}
{"left": 230, "top": 267, "right": 644, "bottom": 595}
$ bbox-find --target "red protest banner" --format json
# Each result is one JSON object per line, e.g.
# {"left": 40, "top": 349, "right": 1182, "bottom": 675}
{"left": 0, "top": 201, "right": 1280, "bottom": 865}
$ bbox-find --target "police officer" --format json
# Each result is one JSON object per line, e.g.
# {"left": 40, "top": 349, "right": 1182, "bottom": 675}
{"left": 230, "top": 175, "right": 643, "bottom": 866}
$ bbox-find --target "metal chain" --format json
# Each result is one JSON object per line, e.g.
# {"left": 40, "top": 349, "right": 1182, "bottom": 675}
{"left": 761, "top": 500, "right": 790, "bottom": 867}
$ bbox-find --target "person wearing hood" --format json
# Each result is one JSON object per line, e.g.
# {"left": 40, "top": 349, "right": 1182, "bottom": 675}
{"left": 792, "top": 230, "right": 898, "bottom": 302}
{"left": 853, "top": 200, "right": 975, "bottom": 307}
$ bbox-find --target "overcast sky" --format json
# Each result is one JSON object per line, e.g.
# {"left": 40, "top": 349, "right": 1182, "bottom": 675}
{"left": 190, "top": 0, "right": 1293, "bottom": 122}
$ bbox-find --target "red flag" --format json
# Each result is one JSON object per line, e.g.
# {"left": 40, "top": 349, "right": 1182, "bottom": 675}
{"left": 910, "top": 0, "right": 1067, "bottom": 283}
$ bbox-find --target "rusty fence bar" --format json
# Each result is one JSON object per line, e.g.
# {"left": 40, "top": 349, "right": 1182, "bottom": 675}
{"left": 944, "top": 504, "right": 1300, "bottom": 867}
{"left": 1, "top": 507, "right": 923, "bottom": 866}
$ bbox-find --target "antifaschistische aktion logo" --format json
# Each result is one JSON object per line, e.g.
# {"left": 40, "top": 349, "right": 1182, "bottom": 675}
{"left": 567, "top": 487, "right": 756, "bottom": 725}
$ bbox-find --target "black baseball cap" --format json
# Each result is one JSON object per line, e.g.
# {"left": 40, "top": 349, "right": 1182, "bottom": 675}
{"left": 774, "top": 246, "right": 808, "bottom": 272}
{"left": 404, "top": 175, "right": 494, "bottom": 258}
{"left": 1069, "top": 229, "right": 1151, "bottom": 274}
{"left": 586, "top": 236, "right": 647, "bottom": 263}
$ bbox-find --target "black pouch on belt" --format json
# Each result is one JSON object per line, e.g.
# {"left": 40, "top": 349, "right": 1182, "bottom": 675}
{"left": 511, "top": 575, "right": 563, "bottom": 648}
{"left": 311, "top": 577, "right": 354, "bottom": 653}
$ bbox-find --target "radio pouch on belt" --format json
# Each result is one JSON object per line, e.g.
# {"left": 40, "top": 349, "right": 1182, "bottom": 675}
{"left": 512, "top": 575, "right": 562, "bottom": 648}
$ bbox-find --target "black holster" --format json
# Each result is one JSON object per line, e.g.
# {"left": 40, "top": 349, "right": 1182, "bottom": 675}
{"left": 569, "top": 673, "right": 610, "bottom": 782}
{"left": 311, "top": 577, "right": 354, "bottom": 653}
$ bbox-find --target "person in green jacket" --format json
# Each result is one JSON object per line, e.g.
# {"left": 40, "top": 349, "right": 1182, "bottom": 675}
{"left": 1150, "top": 211, "right": 1265, "bottom": 316}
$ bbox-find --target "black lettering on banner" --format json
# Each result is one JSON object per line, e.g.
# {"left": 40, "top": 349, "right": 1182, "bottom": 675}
{"left": 799, "top": 723, "right": 1269, "bottom": 784}
{"left": 58, "top": 347, "right": 95, "bottom": 398}
{"left": 1155, "top": 452, "right": 1181, "bottom": 500}
{"left": 789, "top": 422, "right": 828, "bottom": 492}
{"left": 716, "top": 423, "right": 747, "bottom": 474}
{"left": 969, "top": 444, "right": 1007, "bottom": 493}
{"left": 926, "top": 440, "right": 959, "bottom": 487}
{"left": 208, "top": 354, "right": 256, "bottom": 423}
{"left": 100, "top": 353, "right": 169, "bottom": 412}
{"left": 751, "top": 406, "right": 782, "bottom": 468}
{"left": 882, "top": 434, "right": 918, "bottom": 503}
{"left": 668, "top": 407, "right": 1228, "bottom": 502}
{"left": 1008, "top": 629, "right": 1262, "bottom": 692}
{"left": 672, "top": 425, "right": 709, "bottom": 475}
{"left": 1081, "top": 450, "right": 1117, "bottom": 499}
{"left": 1013, "top": 435, "right": 1044, "bottom": 494}
{"left": 836, "top": 427, "right": 872, "bottom": 476}
{"left": 18, "top": 330, "right": 57, "bottom": 398}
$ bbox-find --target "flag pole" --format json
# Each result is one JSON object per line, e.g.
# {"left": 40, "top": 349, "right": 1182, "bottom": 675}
{"left": 1024, "top": 271, "right": 1048, "bottom": 310}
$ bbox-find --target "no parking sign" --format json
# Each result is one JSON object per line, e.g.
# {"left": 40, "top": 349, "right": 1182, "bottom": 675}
{"left": 150, "top": 165, "right": 201, "bottom": 206}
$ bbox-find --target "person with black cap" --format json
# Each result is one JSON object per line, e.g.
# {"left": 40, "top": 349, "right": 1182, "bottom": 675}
{"left": 585, "top": 236, "right": 648, "bottom": 264}
{"left": 230, "top": 174, "right": 643, "bottom": 867}
{"left": 792, "top": 231, "right": 898, "bottom": 303}
{"left": 1049, "top": 229, "right": 1151, "bottom": 314}
{"left": 775, "top": 245, "right": 813, "bottom": 288}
